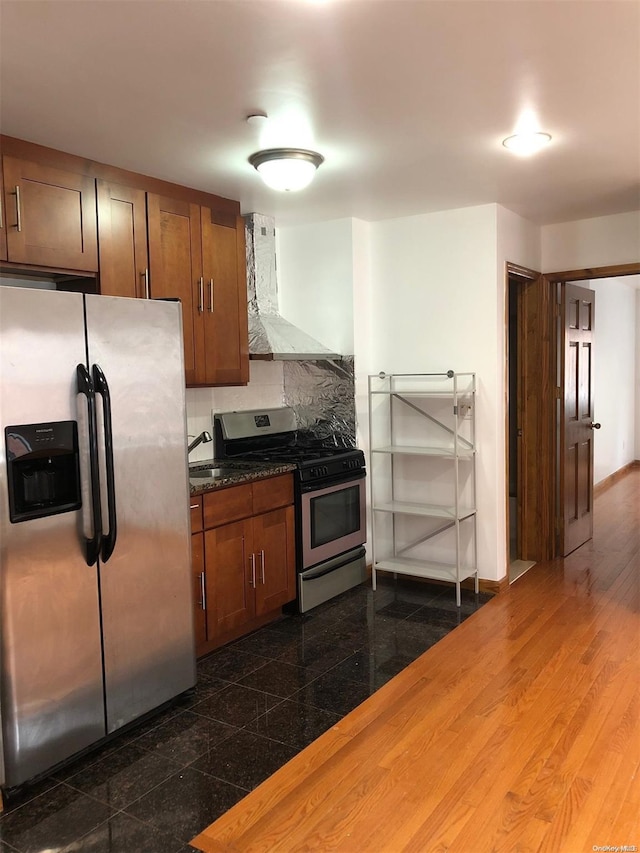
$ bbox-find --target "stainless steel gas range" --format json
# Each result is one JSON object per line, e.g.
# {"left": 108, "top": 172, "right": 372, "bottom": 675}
{"left": 213, "top": 407, "right": 367, "bottom": 612}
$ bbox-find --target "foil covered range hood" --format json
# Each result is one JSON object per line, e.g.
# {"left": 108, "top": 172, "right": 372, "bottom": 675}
{"left": 245, "top": 213, "right": 340, "bottom": 360}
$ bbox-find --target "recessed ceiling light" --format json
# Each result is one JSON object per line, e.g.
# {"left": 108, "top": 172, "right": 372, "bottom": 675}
{"left": 502, "top": 131, "right": 552, "bottom": 156}
{"left": 248, "top": 148, "right": 324, "bottom": 192}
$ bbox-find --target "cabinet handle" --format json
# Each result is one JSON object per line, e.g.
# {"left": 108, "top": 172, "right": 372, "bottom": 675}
{"left": 14, "top": 186, "right": 22, "bottom": 232}
{"left": 0, "top": 191, "right": 3, "bottom": 230}
{"left": 198, "top": 277, "right": 204, "bottom": 314}
{"left": 249, "top": 553, "right": 256, "bottom": 588}
{"left": 141, "top": 269, "right": 150, "bottom": 300}
{"left": 259, "top": 549, "right": 265, "bottom": 584}
{"left": 190, "top": 503, "right": 199, "bottom": 510}
{"left": 209, "top": 278, "right": 214, "bottom": 312}
{"left": 199, "top": 571, "right": 207, "bottom": 611}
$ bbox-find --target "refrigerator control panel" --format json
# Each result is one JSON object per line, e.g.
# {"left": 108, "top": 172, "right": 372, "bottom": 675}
{"left": 5, "top": 421, "right": 82, "bottom": 523}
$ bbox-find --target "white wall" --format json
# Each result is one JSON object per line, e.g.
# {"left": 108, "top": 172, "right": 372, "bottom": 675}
{"left": 272, "top": 207, "right": 638, "bottom": 582}
{"left": 541, "top": 211, "right": 640, "bottom": 272}
{"left": 276, "top": 218, "right": 355, "bottom": 356}
{"left": 275, "top": 205, "right": 541, "bottom": 582}
{"left": 589, "top": 278, "right": 637, "bottom": 481}
{"left": 363, "top": 204, "right": 505, "bottom": 581}
{"left": 497, "top": 207, "right": 542, "bottom": 274}
{"left": 185, "top": 361, "right": 284, "bottom": 461}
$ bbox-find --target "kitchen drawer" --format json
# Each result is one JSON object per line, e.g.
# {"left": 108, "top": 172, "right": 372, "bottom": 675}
{"left": 190, "top": 496, "right": 203, "bottom": 534}
{"left": 203, "top": 482, "right": 253, "bottom": 529}
{"left": 252, "top": 474, "right": 294, "bottom": 515}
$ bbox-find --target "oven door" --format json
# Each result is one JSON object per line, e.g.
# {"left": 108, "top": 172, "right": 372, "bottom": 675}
{"left": 300, "top": 471, "right": 366, "bottom": 570}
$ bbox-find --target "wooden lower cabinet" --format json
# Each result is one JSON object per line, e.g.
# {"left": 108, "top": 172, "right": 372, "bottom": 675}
{"left": 205, "top": 518, "right": 254, "bottom": 636}
{"left": 190, "top": 496, "right": 207, "bottom": 650}
{"left": 192, "top": 474, "right": 295, "bottom": 657}
{"left": 191, "top": 531, "right": 207, "bottom": 650}
{"left": 253, "top": 506, "right": 296, "bottom": 615}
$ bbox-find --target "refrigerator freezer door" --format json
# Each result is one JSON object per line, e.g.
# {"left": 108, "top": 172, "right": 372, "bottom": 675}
{"left": 84, "top": 295, "right": 196, "bottom": 733}
{"left": 0, "top": 286, "right": 105, "bottom": 787}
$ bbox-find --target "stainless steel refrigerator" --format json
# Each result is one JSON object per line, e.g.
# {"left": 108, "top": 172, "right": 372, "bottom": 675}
{"left": 0, "top": 285, "right": 196, "bottom": 789}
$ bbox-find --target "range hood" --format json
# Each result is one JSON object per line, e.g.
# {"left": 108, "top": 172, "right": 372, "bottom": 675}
{"left": 244, "top": 213, "right": 340, "bottom": 360}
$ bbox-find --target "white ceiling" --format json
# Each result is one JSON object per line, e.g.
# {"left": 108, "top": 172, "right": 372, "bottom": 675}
{"left": 1, "top": 0, "right": 639, "bottom": 228}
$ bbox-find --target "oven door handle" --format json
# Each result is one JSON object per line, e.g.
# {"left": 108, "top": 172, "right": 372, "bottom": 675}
{"left": 302, "top": 549, "right": 365, "bottom": 581}
{"left": 299, "top": 468, "right": 366, "bottom": 493}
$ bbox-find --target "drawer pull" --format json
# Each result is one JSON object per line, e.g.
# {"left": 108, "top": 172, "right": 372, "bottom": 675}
{"left": 190, "top": 503, "right": 200, "bottom": 510}
{"left": 199, "top": 571, "right": 206, "bottom": 611}
{"left": 14, "top": 186, "right": 22, "bottom": 232}
{"left": 198, "top": 277, "right": 204, "bottom": 313}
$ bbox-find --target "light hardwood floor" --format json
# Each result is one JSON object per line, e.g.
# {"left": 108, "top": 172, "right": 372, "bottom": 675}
{"left": 192, "top": 469, "right": 640, "bottom": 853}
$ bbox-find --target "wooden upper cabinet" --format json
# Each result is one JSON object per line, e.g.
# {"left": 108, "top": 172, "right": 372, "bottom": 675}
{"left": 147, "top": 194, "right": 203, "bottom": 386}
{"left": 2, "top": 156, "right": 98, "bottom": 271}
{"left": 200, "top": 212, "right": 249, "bottom": 386}
{"left": 0, "top": 137, "right": 248, "bottom": 389}
{"left": 97, "top": 181, "right": 149, "bottom": 298}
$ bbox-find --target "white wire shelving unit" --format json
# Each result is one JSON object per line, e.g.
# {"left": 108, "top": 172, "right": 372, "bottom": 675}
{"left": 368, "top": 370, "right": 478, "bottom": 606}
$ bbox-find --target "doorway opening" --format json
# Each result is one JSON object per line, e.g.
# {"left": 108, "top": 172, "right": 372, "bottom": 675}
{"left": 504, "top": 260, "right": 639, "bottom": 580}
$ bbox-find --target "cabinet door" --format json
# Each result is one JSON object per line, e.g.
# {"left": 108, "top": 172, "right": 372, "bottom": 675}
{"left": 147, "top": 194, "right": 203, "bottom": 385}
{"left": 205, "top": 518, "right": 255, "bottom": 636}
{"left": 97, "top": 181, "right": 149, "bottom": 298}
{"left": 0, "top": 162, "right": 7, "bottom": 261}
{"left": 192, "top": 532, "right": 208, "bottom": 653}
{"left": 200, "top": 211, "right": 249, "bottom": 386}
{"left": 2, "top": 156, "right": 98, "bottom": 271}
{"left": 254, "top": 506, "right": 296, "bottom": 616}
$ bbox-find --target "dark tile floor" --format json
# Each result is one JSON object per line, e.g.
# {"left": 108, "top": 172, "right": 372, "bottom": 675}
{"left": 0, "top": 577, "right": 492, "bottom": 853}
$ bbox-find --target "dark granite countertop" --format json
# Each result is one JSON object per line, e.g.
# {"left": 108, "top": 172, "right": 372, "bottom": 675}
{"left": 188, "top": 458, "right": 297, "bottom": 495}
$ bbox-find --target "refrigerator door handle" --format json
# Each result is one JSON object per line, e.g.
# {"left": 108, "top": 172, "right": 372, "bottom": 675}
{"left": 76, "top": 364, "right": 103, "bottom": 566}
{"left": 92, "top": 364, "right": 118, "bottom": 563}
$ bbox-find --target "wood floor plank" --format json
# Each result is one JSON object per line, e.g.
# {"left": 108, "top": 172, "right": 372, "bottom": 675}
{"left": 191, "top": 468, "right": 640, "bottom": 853}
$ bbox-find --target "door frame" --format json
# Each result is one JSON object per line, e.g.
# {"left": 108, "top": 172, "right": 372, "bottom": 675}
{"left": 547, "top": 262, "right": 640, "bottom": 555}
{"left": 505, "top": 262, "right": 555, "bottom": 565}
{"left": 505, "top": 261, "right": 640, "bottom": 567}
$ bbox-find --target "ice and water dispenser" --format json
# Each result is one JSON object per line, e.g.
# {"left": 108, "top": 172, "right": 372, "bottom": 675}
{"left": 5, "top": 421, "right": 82, "bottom": 522}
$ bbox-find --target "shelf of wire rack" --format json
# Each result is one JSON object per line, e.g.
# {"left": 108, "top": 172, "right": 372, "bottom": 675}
{"left": 368, "top": 370, "right": 478, "bottom": 606}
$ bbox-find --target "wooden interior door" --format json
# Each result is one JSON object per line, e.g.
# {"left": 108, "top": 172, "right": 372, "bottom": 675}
{"left": 561, "top": 283, "right": 596, "bottom": 555}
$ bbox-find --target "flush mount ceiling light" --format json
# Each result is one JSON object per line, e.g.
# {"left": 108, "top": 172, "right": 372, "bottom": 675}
{"left": 502, "top": 131, "right": 552, "bottom": 156}
{"left": 248, "top": 148, "right": 324, "bottom": 192}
